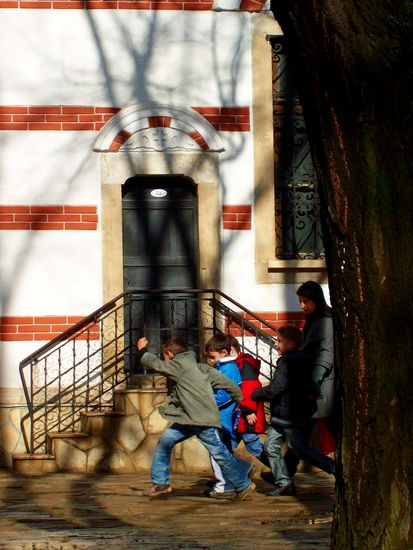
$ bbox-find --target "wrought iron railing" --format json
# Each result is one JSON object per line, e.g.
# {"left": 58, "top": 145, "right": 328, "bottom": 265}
{"left": 19, "top": 289, "right": 279, "bottom": 455}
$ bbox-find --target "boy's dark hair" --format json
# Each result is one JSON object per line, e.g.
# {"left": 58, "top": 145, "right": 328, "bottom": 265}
{"left": 162, "top": 337, "right": 188, "bottom": 356}
{"left": 277, "top": 325, "right": 303, "bottom": 348}
{"left": 205, "top": 333, "right": 231, "bottom": 354}
{"left": 226, "top": 334, "right": 241, "bottom": 354}
{"left": 296, "top": 280, "right": 331, "bottom": 317}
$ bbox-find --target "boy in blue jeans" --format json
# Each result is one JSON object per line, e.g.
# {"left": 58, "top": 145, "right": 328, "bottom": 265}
{"left": 227, "top": 335, "right": 269, "bottom": 468}
{"left": 136, "top": 336, "right": 255, "bottom": 500}
{"left": 252, "top": 326, "right": 335, "bottom": 496}
{"left": 205, "top": 334, "right": 253, "bottom": 498}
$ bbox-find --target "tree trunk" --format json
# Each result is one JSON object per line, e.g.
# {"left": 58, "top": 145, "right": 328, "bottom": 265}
{"left": 271, "top": 1, "right": 413, "bottom": 548}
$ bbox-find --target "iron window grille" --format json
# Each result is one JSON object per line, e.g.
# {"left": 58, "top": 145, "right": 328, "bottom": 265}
{"left": 271, "top": 37, "right": 325, "bottom": 260}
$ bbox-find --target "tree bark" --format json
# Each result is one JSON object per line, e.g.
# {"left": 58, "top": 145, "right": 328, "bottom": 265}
{"left": 271, "top": 1, "right": 413, "bottom": 548}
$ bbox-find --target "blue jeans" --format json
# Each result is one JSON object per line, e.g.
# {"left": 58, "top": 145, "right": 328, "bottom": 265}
{"left": 265, "top": 424, "right": 335, "bottom": 486}
{"left": 239, "top": 433, "right": 264, "bottom": 457}
{"left": 151, "top": 424, "right": 252, "bottom": 491}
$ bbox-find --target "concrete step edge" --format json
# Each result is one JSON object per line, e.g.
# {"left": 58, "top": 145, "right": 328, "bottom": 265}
{"left": 13, "top": 453, "right": 55, "bottom": 460}
{"left": 48, "top": 431, "right": 89, "bottom": 439}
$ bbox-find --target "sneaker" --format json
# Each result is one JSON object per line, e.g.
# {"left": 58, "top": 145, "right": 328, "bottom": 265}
{"left": 236, "top": 482, "right": 256, "bottom": 501}
{"left": 260, "top": 470, "right": 276, "bottom": 486}
{"left": 206, "top": 479, "right": 216, "bottom": 488}
{"left": 204, "top": 489, "right": 236, "bottom": 499}
{"left": 266, "top": 483, "right": 296, "bottom": 497}
{"left": 143, "top": 483, "right": 173, "bottom": 497}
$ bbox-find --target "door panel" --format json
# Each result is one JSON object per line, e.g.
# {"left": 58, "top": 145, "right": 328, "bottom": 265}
{"left": 122, "top": 178, "right": 199, "bottom": 370}
{"left": 122, "top": 181, "right": 197, "bottom": 290}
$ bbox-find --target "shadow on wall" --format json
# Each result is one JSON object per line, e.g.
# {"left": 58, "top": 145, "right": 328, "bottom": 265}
{"left": 0, "top": 9, "right": 278, "bottom": 467}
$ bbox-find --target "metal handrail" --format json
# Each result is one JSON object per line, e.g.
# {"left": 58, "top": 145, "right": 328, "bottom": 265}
{"left": 19, "top": 296, "right": 121, "bottom": 369}
{"left": 19, "top": 289, "right": 278, "bottom": 454}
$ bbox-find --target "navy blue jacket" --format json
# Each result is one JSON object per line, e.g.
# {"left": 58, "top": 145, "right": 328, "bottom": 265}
{"left": 251, "top": 350, "right": 317, "bottom": 425}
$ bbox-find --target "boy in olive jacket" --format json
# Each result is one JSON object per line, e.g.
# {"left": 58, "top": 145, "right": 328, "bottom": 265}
{"left": 136, "top": 336, "right": 256, "bottom": 500}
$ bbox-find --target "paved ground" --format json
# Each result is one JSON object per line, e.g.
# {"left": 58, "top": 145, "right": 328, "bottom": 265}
{"left": 0, "top": 470, "right": 334, "bottom": 549}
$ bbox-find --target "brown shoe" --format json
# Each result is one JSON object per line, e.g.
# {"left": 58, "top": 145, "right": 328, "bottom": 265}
{"left": 143, "top": 483, "right": 173, "bottom": 497}
{"left": 236, "top": 482, "right": 256, "bottom": 500}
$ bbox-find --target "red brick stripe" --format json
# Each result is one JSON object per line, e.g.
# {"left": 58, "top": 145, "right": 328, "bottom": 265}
{"left": 0, "top": 205, "right": 98, "bottom": 230}
{"left": 0, "top": 0, "right": 214, "bottom": 8}
{"left": 223, "top": 205, "right": 252, "bottom": 230}
{"left": 227, "top": 312, "right": 305, "bottom": 337}
{"left": 239, "top": 0, "right": 266, "bottom": 10}
{"left": 148, "top": 115, "right": 172, "bottom": 128}
{"left": 192, "top": 106, "right": 250, "bottom": 132}
{"left": 0, "top": 106, "right": 120, "bottom": 131}
{"left": 109, "top": 130, "right": 132, "bottom": 152}
{"left": 189, "top": 130, "right": 209, "bottom": 151}
{"left": 0, "top": 316, "right": 100, "bottom": 341}
{"left": 0, "top": 106, "right": 250, "bottom": 133}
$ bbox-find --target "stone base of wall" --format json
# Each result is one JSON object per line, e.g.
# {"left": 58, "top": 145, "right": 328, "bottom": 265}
{"left": 0, "top": 388, "right": 29, "bottom": 468}
{"left": 3, "top": 380, "right": 322, "bottom": 476}
{"left": 9, "top": 376, "right": 214, "bottom": 475}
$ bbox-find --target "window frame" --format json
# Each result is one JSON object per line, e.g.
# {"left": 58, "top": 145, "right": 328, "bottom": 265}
{"left": 251, "top": 16, "right": 327, "bottom": 284}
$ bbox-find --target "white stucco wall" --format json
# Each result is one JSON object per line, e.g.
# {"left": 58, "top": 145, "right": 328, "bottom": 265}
{"left": 0, "top": 11, "right": 252, "bottom": 106}
{"left": 0, "top": 132, "right": 99, "bottom": 204}
{"left": 0, "top": 9, "right": 256, "bottom": 386}
{"left": 0, "top": 230, "right": 101, "bottom": 315}
{"left": 0, "top": 8, "right": 301, "bottom": 389}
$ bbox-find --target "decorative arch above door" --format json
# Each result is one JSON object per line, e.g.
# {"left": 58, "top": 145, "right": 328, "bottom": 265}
{"left": 94, "top": 104, "right": 223, "bottom": 304}
{"left": 93, "top": 104, "right": 225, "bottom": 153}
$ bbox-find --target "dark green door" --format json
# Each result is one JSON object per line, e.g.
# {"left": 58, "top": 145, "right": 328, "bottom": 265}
{"left": 122, "top": 176, "right": 198, "bottom": 290}
{"left": 122, "top": 176, "right": 199, "bottom": 369}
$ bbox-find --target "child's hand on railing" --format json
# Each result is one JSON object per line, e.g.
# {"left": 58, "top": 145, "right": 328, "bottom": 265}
{"left": 137, "top": 337, "right": 148, "bottom": 351}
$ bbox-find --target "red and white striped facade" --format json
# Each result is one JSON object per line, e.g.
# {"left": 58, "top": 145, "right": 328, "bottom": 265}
{"left": 0, "top": 1, "right": 316, "bottom": 399}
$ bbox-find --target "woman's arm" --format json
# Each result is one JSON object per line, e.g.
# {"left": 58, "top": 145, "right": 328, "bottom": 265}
{"left": 306, "top": 317, "right": 334, "bottom": 385}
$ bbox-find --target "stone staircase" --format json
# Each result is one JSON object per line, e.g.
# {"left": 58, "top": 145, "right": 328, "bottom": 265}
{"left": 13, "top": 375, "right": 211, "bottom": 475}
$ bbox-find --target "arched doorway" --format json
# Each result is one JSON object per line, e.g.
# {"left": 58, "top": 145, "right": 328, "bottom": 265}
{"left": 96, "top": 104, "right": 224, "bottom": 305}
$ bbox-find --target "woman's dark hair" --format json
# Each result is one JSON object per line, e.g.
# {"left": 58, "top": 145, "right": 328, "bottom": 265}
{"left": 296, "top": 280, "right": 332, "bottom": 317}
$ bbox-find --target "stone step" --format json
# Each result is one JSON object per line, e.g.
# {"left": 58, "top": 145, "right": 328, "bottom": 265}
{"left": 114, "top": 386, "right": 167, "bottom": 416}
{"left": 48, "top": 431, "right": 90, "bottom": 439}
{"left": 80, "top": 410, "right": 126, "bottom": 435}
{"left": 12, "top": 375, "right": 211, "bottom": 475}
{"left": 13, "top": 453, "right": 57, "bottom": 475}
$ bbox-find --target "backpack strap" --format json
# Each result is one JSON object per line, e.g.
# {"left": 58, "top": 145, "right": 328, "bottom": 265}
{"left": 236, "top": 353, "right": 261, "bottom": 381}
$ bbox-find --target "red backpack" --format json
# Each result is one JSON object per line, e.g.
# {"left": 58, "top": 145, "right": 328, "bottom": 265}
{"left": 235, "top": 353, "right": 266, "bottom": 434}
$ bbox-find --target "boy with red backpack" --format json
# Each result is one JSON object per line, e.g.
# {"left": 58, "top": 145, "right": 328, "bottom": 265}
{"left": 204, "top": 334, "right": 254, "bottom": 498}
{"left": 227, "top": 335, "right": 270, "bottom": 469}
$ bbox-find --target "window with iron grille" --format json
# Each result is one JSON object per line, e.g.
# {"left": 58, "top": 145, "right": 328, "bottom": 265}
{"left": 271, "top": 37, "right": 325, "bottom": 260}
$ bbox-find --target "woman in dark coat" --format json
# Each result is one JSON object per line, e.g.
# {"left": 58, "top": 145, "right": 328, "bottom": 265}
{"left": 277, "top": 281, "right": 336, "bottom": 482}
{"left": 297, "top": 280, "right": 335, "bottom": 431}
